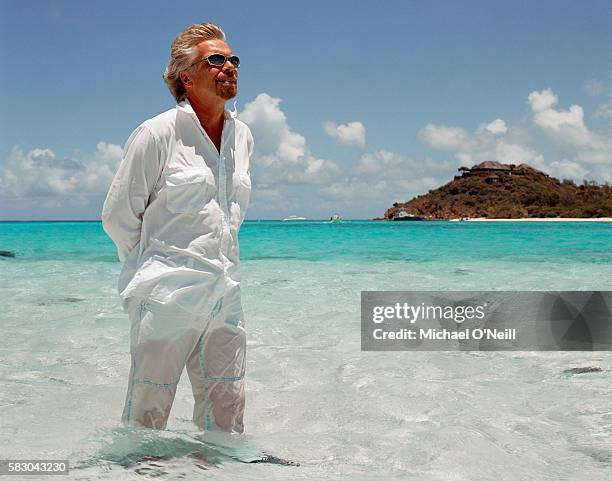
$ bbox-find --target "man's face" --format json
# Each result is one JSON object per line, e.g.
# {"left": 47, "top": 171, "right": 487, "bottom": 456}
{"left": 185, "top": 38, "right": 238, "bottom": 102}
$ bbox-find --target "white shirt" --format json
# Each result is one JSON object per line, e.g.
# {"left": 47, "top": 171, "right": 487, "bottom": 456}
{"left": 101, "top": 99, "right": 254, "bottom": 315}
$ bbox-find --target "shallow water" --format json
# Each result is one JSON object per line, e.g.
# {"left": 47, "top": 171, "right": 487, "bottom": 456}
{"left": 0, "top": 220, "right": 611, "bottom": 480}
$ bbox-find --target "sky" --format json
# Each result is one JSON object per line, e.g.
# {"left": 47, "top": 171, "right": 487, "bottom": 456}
{"left": 1, "top": 0, "right": 611, "bottom": 220}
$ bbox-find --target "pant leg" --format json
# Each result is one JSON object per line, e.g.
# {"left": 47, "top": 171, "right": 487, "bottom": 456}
{"left": 122, "top": 301, "right": 202, "bottom": 429}
{"left": 186, "top": 293, "right": 247, "bottom": 433}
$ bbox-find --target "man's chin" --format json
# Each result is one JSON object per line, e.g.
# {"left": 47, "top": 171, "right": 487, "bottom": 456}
{"left": 217, "top": 85, "right": 238, "bottom": 100}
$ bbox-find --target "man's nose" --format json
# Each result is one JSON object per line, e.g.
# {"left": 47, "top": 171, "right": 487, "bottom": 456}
{"left": 223, "top": 59, "right": 237, "bottom": 71}
{"left": 224, "top": 64, "right": 238, "bottom": 77}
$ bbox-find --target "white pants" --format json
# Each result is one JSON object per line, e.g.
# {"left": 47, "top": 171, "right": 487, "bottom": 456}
{"left": 121, "top": 287, "right": 246, "bottom": 432}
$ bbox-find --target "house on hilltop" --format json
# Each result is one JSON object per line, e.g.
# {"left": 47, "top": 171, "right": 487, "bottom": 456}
{"left": 456, "top": 161, "right": 548, "bottom": 181}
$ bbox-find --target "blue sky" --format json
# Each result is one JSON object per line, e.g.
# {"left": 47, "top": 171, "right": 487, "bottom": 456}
{"left": 1, "top": 0, "right": 611, "bottom": 220}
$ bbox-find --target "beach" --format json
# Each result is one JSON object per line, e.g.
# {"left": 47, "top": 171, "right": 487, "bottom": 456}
{"left": 458, "top": 217, "right": 612, "bottom": 222}
{"left": 0, "top": 220, "right": 611, "bottom": 480}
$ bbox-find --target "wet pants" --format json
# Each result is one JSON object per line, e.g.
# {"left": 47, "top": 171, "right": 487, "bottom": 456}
{"left": 121, "top": 290, "right": 246, "bottom": 432}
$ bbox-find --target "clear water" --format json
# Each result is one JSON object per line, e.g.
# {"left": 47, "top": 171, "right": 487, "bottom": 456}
{"left": 0, "top": 220, "right": 611, "bottom": 480}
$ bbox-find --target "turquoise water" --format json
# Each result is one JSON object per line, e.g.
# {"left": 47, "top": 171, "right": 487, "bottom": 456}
{"left": 1, "top": 220, "right": 610, "bottom": 265}
{"left": 1, "top": 220, "right": 611, "bottom": 480}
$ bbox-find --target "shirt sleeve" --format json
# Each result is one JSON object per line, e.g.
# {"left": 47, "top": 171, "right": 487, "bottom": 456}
{"left": 101, "top": 124, "right": 162, "bottom": 263}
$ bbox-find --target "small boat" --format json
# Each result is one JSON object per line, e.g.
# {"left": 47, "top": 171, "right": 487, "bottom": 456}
{"left": 393, "top": 209, "right": 424, "bottom": 221}
{"left": 330, "top": 213, "right": 342, "bottom": 223}
{"left": 282, "top": 215, "right": 307, "bottom": 221}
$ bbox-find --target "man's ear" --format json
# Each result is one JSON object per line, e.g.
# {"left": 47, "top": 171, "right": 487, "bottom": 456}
{"left": 179, "top": 71, "right": 192, "bottom": 88}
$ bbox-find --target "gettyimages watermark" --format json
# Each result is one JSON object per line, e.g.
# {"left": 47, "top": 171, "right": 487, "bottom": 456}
{"left": 361, "top": 291, "right": 612, "bottom": 351}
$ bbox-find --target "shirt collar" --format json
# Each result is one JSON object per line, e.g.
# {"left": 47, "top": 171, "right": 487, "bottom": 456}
{"left": 177, "top": 97, "right": 237, "bottom": 120}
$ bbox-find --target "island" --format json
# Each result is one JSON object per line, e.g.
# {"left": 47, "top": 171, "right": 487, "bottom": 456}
{"left": 382, "top": 161, "right": 612, "bottom": 220}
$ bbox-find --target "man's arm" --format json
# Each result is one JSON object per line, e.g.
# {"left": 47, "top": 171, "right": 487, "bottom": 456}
{"left": 101, "top": 124, "right": 162, "bottom": 263}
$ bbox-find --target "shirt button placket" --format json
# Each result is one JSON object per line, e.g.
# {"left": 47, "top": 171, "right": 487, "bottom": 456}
{"left": 218, "top": 149, "right": 231, "bottom": 273}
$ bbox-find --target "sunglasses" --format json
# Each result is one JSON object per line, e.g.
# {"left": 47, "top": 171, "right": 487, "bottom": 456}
{"left": 189, "top": 53, "right": 240, "bottom": 69}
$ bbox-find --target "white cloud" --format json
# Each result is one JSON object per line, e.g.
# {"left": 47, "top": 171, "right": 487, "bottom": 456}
{"left": 527, "top": 88, "right": 559, "bottom": 112}
{"left": 547, "top": 160, "right": 588, "bottom": 180}
{"left": 528, "top": 89, "right": 592, "bottom": 146}
{"left": 320, "top": 175, "right": 438, "bottom": 204}
{"left": 528, "top": 88, "right": 612, "bottom": 165}
{"left": 240, "top": 93, "right": 306, "bottom": 165}
{"left": 418, "top": 124, "right": 476, "bottom": 151}
{"left": 320, "top": 149, "right": 451, "bottom": 207}
{"left": 354, "top": 149, "right": 405, "bottom": 174}
{"left": 418, "top": 118, "right": 543, "bottom": 168}
{"left": 0, "top": 142, "right": 122, "bottom": 200}
{"left": 354, "top": 150, "right": 452, "bottom": 178}
{"left": 494, "top": 142, "right": 544, "bottom": 166}
{"left": 418, "top": 88, "right": 612, "bottom": 184}
{"left": 594, "top": 100, "right": 612, "bottom": 121}
{"left": 480, "top": 118, "right": 508, "bottom": 135}
{"left": 240, "top": 94, "right": 460, "bottom": 215}
{"left": 322, "top": 121, "right": 366, "bottom": 149}
{"left": 240, "top": 93, "right": 340, "bottom": 184}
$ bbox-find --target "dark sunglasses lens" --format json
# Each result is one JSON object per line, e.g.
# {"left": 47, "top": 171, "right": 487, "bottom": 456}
{"left": 207, "top": 54, "right": 226, "bottom": 66}
{"left": 206, "top": 54, "right": 240, "bottom": 68}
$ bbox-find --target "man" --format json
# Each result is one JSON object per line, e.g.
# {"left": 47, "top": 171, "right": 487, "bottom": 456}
{"left": 101, "top": 23, "right": 253, "bottom": 432}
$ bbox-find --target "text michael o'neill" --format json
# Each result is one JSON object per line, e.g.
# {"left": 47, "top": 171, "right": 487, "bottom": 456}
{"left": 372, "top": 327, "right": 516, "bottom": 341}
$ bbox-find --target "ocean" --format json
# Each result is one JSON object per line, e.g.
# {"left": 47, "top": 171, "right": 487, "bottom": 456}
{"left": 0, "top": 220, "right": 611, "bottom": 480}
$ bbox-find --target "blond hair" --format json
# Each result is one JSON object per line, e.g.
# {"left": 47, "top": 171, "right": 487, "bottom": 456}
{"left": 163, "top": 23, "right": 227, "bottom": 102}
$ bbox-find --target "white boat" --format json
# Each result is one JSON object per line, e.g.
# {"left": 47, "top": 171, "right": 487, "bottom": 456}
{"left": 330, "top": 213, "right": 342, "bottom": 223}
{"left": 393, "top": 209, "right": 424, "bottom": 221}
{"left": 282, "top": 215, "right": 307, "bottom": 221}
